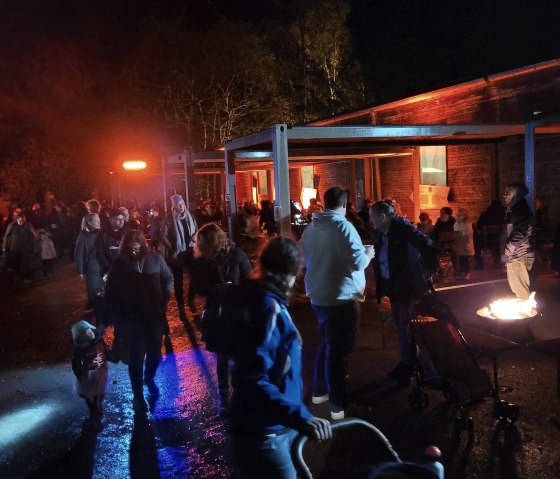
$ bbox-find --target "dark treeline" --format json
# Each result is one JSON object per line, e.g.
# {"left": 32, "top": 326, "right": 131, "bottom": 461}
{"left": 0, "top": 0, "right": 366, "bottom": 205}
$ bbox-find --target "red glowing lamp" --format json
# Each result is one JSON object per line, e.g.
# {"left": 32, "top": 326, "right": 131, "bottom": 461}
{"left": 122, "top": 160, "right": 147, "bottom": 171}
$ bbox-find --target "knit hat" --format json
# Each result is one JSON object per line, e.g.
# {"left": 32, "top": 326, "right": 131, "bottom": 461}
{"left": 171, "top": 194, "right": 184, "bottom": 206}
{"left": 108, "top": 208, "right": 124, "bottom": 219}
{"left": 71, "top": 320, "right": 96, "bottom": 347}
{"left": 118, "top": 207, "right": 129, "bottom": 217}
{"left": 260, "top": 237, "right": 302, "bottom": 276}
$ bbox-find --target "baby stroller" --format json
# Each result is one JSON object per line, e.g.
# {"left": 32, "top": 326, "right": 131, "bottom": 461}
{"left": 292, "top": 418, "right": 444, "bottom": 479}
{"left": 407, "top": 293, "right": 520, "bottom": 441}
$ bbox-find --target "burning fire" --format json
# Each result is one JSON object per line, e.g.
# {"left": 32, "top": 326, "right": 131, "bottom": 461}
{"left": 485, "top": 292, "right": 537, "bottom": 320}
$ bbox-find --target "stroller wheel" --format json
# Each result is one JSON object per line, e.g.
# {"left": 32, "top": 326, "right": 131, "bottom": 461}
{"left": 493, "top": 400, "right": 507, "bottom": 420}
{"left": 467, "top": 417, "right": 474, "bottom": 443}
{"left": 503, "top": 403, "right": 520, "bottom": 424}
{"left": 454, "top": 417, "right": 463, "bottom": 438}
{"left": 408, "top": 390, "right": 429, "bottom": 411}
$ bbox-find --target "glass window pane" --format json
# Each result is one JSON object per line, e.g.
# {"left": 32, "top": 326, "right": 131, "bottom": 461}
{"left": 420, "top": 146, "right": 447, "bottom": 186}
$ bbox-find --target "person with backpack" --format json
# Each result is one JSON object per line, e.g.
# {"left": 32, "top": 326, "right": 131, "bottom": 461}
{"left": 190, "top": 222, "right": 252, "bottom": 414}
{"left": 225, "top": 237, "right": 331, "bottom": 479}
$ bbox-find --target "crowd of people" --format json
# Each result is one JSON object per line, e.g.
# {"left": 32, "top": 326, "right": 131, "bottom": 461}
{"left": 2, "top": 181, "right": 559, "bottom": 477}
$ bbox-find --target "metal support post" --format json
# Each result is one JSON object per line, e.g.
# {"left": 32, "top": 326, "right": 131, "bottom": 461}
{"left": 524, "top": 123, "right": 536, "bottom": 211}
{"left": 161, "top": 156, "right": 168, "bottom": 216}
{"left": 184, "top": 150, "right": 196, "bottom": 213}
{"left": 225, "top": 148, "right": 238, "bottom": 241}
{"left": 272, "top": 124, "right": 291, "bottom": 236}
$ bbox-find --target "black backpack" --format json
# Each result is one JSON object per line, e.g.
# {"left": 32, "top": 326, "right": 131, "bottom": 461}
{"left": 200, "top": 282, "right": 254, "bottom": 355}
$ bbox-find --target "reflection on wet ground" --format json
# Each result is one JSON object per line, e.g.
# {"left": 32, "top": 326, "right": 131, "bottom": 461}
{"left": 2, "top": 263, "right": 560, "bottom": 478}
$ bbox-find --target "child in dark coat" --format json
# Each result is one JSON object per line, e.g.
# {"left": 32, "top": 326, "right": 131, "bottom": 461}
{"left": 71, "top": 319, "right": 110, "bottom": 420}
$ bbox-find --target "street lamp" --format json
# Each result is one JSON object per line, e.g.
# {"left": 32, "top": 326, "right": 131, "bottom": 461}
{"left": 122, "top": 160, "right": 147, "bottom": 171}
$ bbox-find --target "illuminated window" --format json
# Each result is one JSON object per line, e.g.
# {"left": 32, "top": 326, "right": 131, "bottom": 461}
{"left": 420, "top": 146, "right": 447, "bottom": 186}
{"left": 258, "top": 170, "right": 268, "bottom": 194}
{"left": 301, "top": 166, "right": 314, "bottom": 189}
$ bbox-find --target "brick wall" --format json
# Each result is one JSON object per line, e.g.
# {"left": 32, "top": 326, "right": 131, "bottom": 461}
{"left": 378, "top": 156, "right": 415, "bottom": 219}
{"left": 315, "top": 63, "right": 560, "bottom": 225}
{"left": 289, "top": 168, "right": 302, "bottom": 202}
{"left": 312, "top": 163, "right": 352, "bottom": 202}
{"left": 235, "top": 172, "right": 252, "bottom": 204}
{"left": 498, "top": 137, "right": 560, "bottom": 224}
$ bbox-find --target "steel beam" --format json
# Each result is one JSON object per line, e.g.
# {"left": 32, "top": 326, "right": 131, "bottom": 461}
{"left": 285, "top": 124, "right": 525, "bottom": 141}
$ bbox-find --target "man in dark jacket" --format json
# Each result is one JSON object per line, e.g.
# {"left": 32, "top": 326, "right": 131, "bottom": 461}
{"left": 160, "top": 194, "right": 197, "bottom": 308}
{"left": 500, "top": 182, "right": 535, "bottom": 300}
{"left": 370, "top": 200, "right": 437, "bottom": 382}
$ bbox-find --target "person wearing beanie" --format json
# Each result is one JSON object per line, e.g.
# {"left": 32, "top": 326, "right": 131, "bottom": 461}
{"left": 500, "top": 182, "right": 536, "bottom": 300}
{"left": 228, "top": 237, "right": 332, "bottom": 478}
{"left": 37, "top": 229, "right": 57, "bottom": 277}
{"left": 71, "top": 319, "right": 110, "bottom": 421}
{"left": 160, "top": 194, "right": 197, "bottom": 309}
{"left": 103, "top": 208, "right": 126, "bottom": 262}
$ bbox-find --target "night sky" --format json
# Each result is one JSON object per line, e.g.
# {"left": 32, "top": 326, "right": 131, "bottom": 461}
{"left": 3, "top": 0, "right": 559, "bottom": 102}
{"left": 1, "top": 0, "right": 559, "bottom": 178}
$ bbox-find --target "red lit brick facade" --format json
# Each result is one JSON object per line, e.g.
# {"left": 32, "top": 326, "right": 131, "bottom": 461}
{"left": 313, "top": 60, "right": 560, "bottom": 224}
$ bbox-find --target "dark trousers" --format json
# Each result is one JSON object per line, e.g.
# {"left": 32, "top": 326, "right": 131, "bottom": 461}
{"left": 128, "top": 321, "right": 164, "bottom": 399}
{"left": 170, "top": 248, "right": 194, "bottom": 306}
{"left": 14, "top": 251, "right": 32, "bottom": 280}
{"left": 312, "top": 302, "right": 359, "bottom": 411}
{"left": 458, "top": 255, "right": 470, "bottom": 275}
{"left": 216, "top": 353, "right": 230, "bottom": 390}
{"left": 41, "top": 258, "right": 54, "bottom": 276}
{"left": 388, "top": 296, "right": 416, "bottom": 367}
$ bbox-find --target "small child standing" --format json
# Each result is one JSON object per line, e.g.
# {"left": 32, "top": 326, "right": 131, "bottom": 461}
{"left": 71, "top": 319, "right": 109, "bottom": 420}
{"left": 37, "top": 229, "right": 57, "bottom": 277}
{"left": 453, "top": 208, "right": 474, "bottom": 280}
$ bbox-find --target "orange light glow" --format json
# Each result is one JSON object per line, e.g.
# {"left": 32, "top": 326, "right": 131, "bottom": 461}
{"left": 122, "top": 161, "right": 147, "bottom": 171}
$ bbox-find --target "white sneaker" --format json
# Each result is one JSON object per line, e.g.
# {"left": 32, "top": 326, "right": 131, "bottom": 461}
{"left": 311, "top": 394, "right": 329, "bottom": 405}
{"left": 330, "top": 410, "right": 345, "bottom": 420}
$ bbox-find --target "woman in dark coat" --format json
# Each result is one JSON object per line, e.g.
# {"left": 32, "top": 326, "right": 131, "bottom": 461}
{"left": 103, "top": 229, "right": 173, "bottom": 412}
{"left": 75, "top": 213, "right": 112, "bottom": 316}
{"left": 190, "top": 222, "right": 252, "bottom": 413}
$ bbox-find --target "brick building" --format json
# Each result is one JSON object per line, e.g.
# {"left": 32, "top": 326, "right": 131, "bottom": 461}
{"left": 309, "top": 58, "right": 560, "bottom": 225}
{"left": 197, "top": 58, "right": 560, "bottom": 230}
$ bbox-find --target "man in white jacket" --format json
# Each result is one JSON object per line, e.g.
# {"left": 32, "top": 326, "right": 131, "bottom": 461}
{"left": 300, "top": 187, "right": 375, "bottom": 420}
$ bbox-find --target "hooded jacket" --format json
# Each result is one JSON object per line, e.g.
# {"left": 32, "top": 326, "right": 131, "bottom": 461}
{"left": 229, "top": 280, "right": 312, "bottom": 435}
{"left": 300, "top": 210, "right": 371, "bottom": 306}
{"left": 501, "top": 195, "right": 535, "bottom": 262}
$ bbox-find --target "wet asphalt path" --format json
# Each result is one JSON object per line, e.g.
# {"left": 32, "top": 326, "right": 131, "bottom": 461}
{"left": 1, "top": 261, "right": 560, "bottom": 478}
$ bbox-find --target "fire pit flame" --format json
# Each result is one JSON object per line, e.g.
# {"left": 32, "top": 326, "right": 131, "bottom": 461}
{"left": 485, "top": 292, "right": 537, "bottom": 320}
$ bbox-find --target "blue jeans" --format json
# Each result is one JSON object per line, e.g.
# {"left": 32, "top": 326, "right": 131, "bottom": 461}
{"left": 233, "top": 429, "right": 298, "bottom": 479}
{"left": 312, "top": 302, "right": 359, "bottom": 411}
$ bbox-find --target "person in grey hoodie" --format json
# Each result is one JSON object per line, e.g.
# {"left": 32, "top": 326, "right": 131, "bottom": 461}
{"left": 300, "top": 187, "right": 375, "bottom": 420}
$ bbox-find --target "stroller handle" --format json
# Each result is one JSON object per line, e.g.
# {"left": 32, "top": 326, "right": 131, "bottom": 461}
{"left": 292, "top": 417, "right": 401, "bottom": 479}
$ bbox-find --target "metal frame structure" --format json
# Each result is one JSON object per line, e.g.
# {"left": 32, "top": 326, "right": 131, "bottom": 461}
{"left": 223, "top": 122, "right": 560, "bottom": 237}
